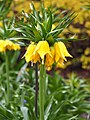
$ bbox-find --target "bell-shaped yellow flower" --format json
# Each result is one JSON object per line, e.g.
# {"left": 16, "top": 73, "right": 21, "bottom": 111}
{"left": 0, "top": 40, "right": 20, "bottom": 52}
{"left": 54, "top": 41, "right": 72, "bottom": 62}
{"left": 34, "top": 41, "right": 52, "bottom": 60}
{"left": 24, "top": 41, "right": 52, "bottom": 65}
{"left": 24, "top": 43, "right": 40, "bottom": 63}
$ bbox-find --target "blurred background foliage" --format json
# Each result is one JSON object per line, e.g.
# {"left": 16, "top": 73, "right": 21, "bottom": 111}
{"left": 0, "top": 0, "right": 89, "bottom": 78}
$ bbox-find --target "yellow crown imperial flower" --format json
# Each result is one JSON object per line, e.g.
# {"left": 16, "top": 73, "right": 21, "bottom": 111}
{"left": 0, "top": 40, "right": 20, "bottom": 52}
{"left": 34, "top": 41, "right": 52, "bottom": 62}
{"left": 24, "top": 42, "right": 40, "bottom": 63}
{"left": 24, "top": 41, "right": 52, "bottom": 64}
{"left": 24, "top": 41, "right": 72, "bottom": 70}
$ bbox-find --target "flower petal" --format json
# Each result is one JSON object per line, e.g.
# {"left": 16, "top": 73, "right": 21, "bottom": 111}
{"left": 34, "top": 41, "right": 52, "bottom": 60}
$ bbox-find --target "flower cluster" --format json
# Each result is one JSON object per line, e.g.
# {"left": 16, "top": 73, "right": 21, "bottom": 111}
{"left": 24, "top": 41, "right": 72, "bottom": 70}
{"left": 0, "top": 40, "right": 20, "bottom": 52}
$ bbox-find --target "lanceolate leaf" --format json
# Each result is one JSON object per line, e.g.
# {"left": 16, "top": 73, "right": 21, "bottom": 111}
{"left": 0, "top": 0, "right": 12, "bottom": 17}
{"left": 81, "top": 5, "right": 90, "bottom": 10}
{"left": 46, "top": 11, "right": 52, "bottom": 33}
{"left": 33, "top": 28, "right": 42, "bottom": 42}
{"left": 41, "top": 3, "right": 47, "bottom": 21}
{"left": 52, "top": 12, "right": 76, "bottom": 38}
{"left": 44, "top": 97, "right": 53, "bottom": 120}
{"left": 0, "top": 104, "right": 17, "bottom": 120}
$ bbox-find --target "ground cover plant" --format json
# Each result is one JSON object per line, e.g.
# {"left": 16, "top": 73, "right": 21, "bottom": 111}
{"left": 0, "top": 0, "right": 90, "bottom": 120}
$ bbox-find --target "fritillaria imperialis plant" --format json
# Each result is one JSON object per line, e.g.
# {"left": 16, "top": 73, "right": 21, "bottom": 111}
{"left": 14, "top": 3, "right": 76, "bottom": 120}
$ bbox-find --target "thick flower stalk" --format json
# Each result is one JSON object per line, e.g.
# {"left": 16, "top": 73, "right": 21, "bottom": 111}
{"left": 0, "top": 40, "right": 20, "bottom": 105}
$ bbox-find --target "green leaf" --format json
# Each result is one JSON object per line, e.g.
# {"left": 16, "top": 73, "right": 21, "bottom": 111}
{"left": 46, "top": 11, "right": 52, "bottom": 33}
{"left": 81, "top": 5, "right": 90, "bottom": 10}
{"left": 21, "top": 106, "right": 29, "bottom": 120}
{"left": 55, "top": 37, "right": 78, "bottom": 42}
{"left": 46, "top": 35, "right": 54, "bottom": 46}
{"left": 0, "top": 104, "right": 17, "bottom": 120}
{"left": 44, "top": 97, "right": 53, "bottom": 120}
{"left": 0, "top": 0, "right": 12, "bottom": 17}
{"left": 47, "top": 28, "right": 64, "bottom": 38}
{"left": 30, "top": 13, "right": 46, "bottom": 38}
{"left": 53, "top": 10, "right": 67, "bottom": 23}
{"left": 41, "top": 3, "right": 47, "bottom": 21}
{"left": 30, "top": 2, "right": 40, "bottom": 21}
{"left": 33, "top": 28, "right": 42, "bottom": 42}
{"left": 52, "top": 12, "right": 76, "bottom": 37}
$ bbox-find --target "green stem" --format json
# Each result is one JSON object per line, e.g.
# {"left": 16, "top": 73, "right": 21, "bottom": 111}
{"left": 5, "top": 52, "right": 9, "bottom": 105}
{"left": 39, "top": 64, "right": 45, "bottom": 120}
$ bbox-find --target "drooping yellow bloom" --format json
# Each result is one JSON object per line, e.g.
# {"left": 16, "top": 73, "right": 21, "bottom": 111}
{"left": 45, "top": 42, "right": 72, "bottom": 70}
{"left": 54, "top": 41, "right": 72, "bottom": 62}
{"left": 24, "top": 41, "right": 52, "bottom": 64}
{"left": 34, "top": 41, "right": 52, "bottom": 60}
{"left": 24, "top": 42, "right": 40, "bottom": 63}
{"left": 24, "top": 41, "right": 72, "bottom": 70}
{"left": 0, "top": 40, "right": 20, "bottom": 52}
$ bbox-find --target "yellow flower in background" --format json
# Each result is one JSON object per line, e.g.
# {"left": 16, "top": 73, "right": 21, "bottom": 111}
{"left": 24, "top": 41, "right": 72, "bottom": 70}
{"left": 84, "top": 47, "right": 90, "bottom": 55}
{"left": 0, "top": 40, "right": 20, "bottom": 52}
{"left": 4, "top": 40, "right": 20, "bottom": 51}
